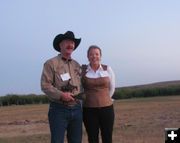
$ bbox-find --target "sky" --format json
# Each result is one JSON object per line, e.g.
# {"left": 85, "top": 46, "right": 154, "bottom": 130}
{"left": 0, "top": 0, "right": 180, "bottom": 96}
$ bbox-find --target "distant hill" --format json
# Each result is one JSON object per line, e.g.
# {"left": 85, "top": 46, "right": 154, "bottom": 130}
{"left": 113, "top": 80, "right": 180, "bottom": 99}
{"left": 116, "top": 80, "right": 180, "bottom": 90}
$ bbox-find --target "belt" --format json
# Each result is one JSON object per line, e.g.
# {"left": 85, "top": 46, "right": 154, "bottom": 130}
{"left": 83, "top": 104, "right": 113, "bottom": 109}
{"left": 56, "top": 100, "right": 79, "bottom": 106}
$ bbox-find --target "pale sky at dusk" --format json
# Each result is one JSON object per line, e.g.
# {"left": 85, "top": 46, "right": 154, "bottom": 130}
{"left": 0, "top": 0, "right": 180, "bottom": 96}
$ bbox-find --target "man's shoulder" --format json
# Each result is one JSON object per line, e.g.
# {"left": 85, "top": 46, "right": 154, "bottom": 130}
{"left": 45, "top": 55, "right": 59, "bottom": 62}
{"left": 44, "top": 56, "right": 80, "bottom": 67}
{"left": 71, "top": 58, "right": 80, "bottom": 66}
{"left": 43, "top": 55, "right": 60, "bottom": 66}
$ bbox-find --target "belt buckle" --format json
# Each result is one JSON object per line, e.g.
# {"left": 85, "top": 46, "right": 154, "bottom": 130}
{"left": 62, "top": 101, "right": 69, "bottom": 106}
{"left": 60, "top": 99, "right": 79, "bottom": 106}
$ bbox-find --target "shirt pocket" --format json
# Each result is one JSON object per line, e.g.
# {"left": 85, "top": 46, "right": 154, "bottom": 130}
{"left": 54, "top": 70, "right": 65, "bottom": 84}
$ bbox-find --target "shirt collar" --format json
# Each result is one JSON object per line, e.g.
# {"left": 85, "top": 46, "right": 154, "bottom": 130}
{"left": 59, "top": 54, "right": 72, "bottom": 62}
{"left": 87, "top": 64, "right": 103, "bottom": 72}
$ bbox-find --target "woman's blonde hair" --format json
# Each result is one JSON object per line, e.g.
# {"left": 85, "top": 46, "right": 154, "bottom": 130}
{"left": 87, "top": 45, "right": 102, "bottom": 57}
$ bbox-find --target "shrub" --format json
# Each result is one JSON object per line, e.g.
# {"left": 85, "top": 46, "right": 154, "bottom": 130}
{"left": 113, "top": 85, "right": 180, "bottom": 100}
{"left": 0, "top": 94, "right": 49, "bottom": 106}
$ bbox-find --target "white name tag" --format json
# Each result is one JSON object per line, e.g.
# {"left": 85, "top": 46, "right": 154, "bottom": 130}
{"left": 60, "top": 73, "right": 71, "bottom": 81}
{"left": 100, "top": 71, "right": 109, "bottom": 77}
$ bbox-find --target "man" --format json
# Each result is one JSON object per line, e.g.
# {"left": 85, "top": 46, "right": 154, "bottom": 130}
{"left": 41, "top": 31, "right": 82, "bottom": 143}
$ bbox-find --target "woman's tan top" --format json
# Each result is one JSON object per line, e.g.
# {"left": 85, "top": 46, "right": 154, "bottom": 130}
{"left": 82, "top": 64, "right": 113, "bottom": 107}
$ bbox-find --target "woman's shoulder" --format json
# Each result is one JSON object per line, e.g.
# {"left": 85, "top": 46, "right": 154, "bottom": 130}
{"left": 101, "top": 64, "right": 112, "bottom": 70}
{"left": 101, "top": 64, "right": 114, "bottom": 73}
{"left": 81, "top": 64, "right": 88, "bottom": 68}
{"left": 80, "top": 64, "right": 88, "bottom": 73}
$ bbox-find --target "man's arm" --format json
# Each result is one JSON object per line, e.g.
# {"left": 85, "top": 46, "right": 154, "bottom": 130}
{"left": 41, "top": 61, "right": 63, "bottom": 101}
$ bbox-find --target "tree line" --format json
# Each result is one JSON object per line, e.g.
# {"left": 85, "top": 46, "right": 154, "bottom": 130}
{"left": 0, "top": 85, "right": 180, "bottom": 106}
{"left": 0, "top": 94, "right": 49, "bottom": 106}
{"left": 113, "top": 85, "right": 180, "bottom": 99}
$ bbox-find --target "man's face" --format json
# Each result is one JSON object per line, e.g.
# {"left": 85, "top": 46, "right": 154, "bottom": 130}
{"left": 59, "top": 39, "right": 75, "bottom": 55}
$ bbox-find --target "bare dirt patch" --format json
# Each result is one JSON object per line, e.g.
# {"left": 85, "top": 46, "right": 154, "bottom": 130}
{"left": 0, "top": 96, "right": 180, "bottom": 143}
{"left": 0, "top": 104, "right": 49, "bottom": 138}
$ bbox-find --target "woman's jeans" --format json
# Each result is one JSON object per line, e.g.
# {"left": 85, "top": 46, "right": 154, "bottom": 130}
{"left": 48, "top": 102, "right": 82, "bottom": 143}
{"left": 83, "top": 105, "right": 114, "bottom": 143}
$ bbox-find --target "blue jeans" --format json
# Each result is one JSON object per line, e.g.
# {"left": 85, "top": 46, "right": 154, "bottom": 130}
{"left": 48, "top": 102, "right": 82, "bottom": 143}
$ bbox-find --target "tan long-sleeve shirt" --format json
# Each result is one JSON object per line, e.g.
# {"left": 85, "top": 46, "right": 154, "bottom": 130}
{"left": 41, "top": 54, "right": 81, "bottom": 102}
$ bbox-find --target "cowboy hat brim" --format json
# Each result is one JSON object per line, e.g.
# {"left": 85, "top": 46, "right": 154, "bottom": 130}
{"left": 53, "top": 33, "right": 81, "bottom": 52}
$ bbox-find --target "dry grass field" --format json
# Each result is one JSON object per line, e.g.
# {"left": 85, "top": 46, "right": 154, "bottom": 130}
{"left": 0, "top": 95, "right": 180, "bottom": 143}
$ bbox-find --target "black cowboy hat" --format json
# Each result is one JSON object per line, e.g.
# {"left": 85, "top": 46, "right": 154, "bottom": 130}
{"left": 53, "top": 31, "right": 81, "bottom": 52}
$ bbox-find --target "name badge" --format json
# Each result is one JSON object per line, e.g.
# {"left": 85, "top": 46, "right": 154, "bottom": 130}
{"left": 100, "top": 71, "right": 109, "bottom": 77}
{"left": 60, "top": 73, "right": 71, "bottom": 81}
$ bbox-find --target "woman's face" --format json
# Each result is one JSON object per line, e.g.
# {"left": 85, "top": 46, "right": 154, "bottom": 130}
{"left": 88, "top": 48, "right": 101, "bottom": 65}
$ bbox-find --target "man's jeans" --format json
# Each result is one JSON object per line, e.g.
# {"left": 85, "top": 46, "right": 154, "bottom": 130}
{"left": 48, "top": 102, "right": 82, "bottom": 143}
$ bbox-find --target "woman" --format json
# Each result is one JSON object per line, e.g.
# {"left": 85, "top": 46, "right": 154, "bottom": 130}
{"left": 81, "top": 45, "right": 115, "bottom": 143}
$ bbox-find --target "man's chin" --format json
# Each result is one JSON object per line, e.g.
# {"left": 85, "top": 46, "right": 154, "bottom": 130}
{"left": 66, "top": 51, "right": 73, "bottom": 55}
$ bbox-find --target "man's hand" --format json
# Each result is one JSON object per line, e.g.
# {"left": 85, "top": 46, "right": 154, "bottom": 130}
{"left": 61, "top": 92, "right": 75, "bottom": 102}
{"left": 72, "top": 93, "right": 86, "bottom": 100}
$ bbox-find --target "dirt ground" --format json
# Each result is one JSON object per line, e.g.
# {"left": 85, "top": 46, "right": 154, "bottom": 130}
{"left": 0, "top": 96, "right": 180, "bottom": 143}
